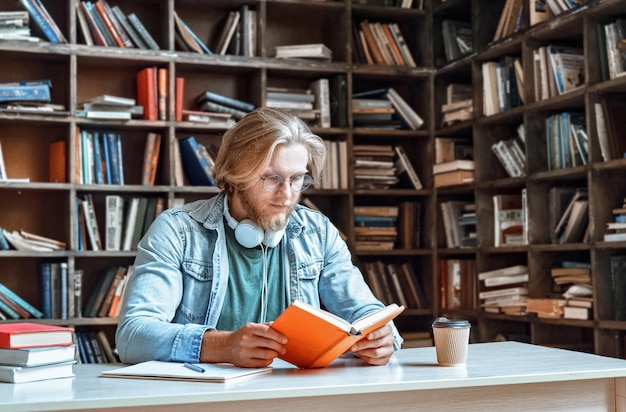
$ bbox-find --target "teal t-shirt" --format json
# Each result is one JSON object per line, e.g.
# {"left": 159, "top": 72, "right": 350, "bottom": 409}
{"left": 216, "top": 219, "right": 289, "bottom": 331}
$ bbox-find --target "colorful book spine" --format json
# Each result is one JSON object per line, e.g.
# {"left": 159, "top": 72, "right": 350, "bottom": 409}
{"left": 18, "top": 0, "right": 61, "bottom": 43}
{"left": 196, "top": 91, "right": 255, "bottom": 112}
{"left": 0, "top": 283, "right": 43, "bottom": 319}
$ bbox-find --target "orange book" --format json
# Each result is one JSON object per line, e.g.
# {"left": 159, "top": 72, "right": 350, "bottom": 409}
{"left": 48, "top": 140, "right": 66, "bottom": 183}
{"left": 157, "top": 68, "right": 168, "bottom": 120}
{"left": 175, "top": 77, "right": 185, "bottom": 122}
{"left": 94, "top": 1, "right": 124, "bottom": 47}
{"left": 137, "top": 67, "right": 157, "bottom": 120}
{"left": 359, "top": 20, "right": 385, "bottom": 65}
{"left": 0, "top": 323, "right": 74, "bottom": 349}
{"left": 141, "top": 132, "right": 162, "bottom": 186}
{"left": 380, "top": 23, "right": 405, "bottom": 66}
{"left": 270, "top": 300, "right": 404, "bottom": 369}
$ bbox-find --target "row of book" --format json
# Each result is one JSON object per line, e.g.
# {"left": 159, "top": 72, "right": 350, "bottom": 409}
{"left": 441, "top": 20, "right": 473, "bottom": 63}
{"left": 491, "top": 123, "right": 526, "bottom": 178}
{"left": 352, "top": 19, "right": 416, "bottom": 67}
{"left": 76, "top": 1, "right": 157, "bottom": 49}
{"left": 361, "top": 260, "right": 426, "bottom": 310}
{"left": 599, "top": 17, "right": 626, "bottom": 81}
{"left": 79, "top": 194, "right": 164, "bottom": 252}
{"left": 482, "top": 56, "right": 523, "bottom": 116}
{"left": 16, "top": 0, "right": 66, "bottom": 43}
{"left": 352, "top": 87, "right": 424, "bottom": 130}
{"left": 440, "top": 201, "right": 476, "bottom": 249}
{"left": 546, "top": 112, "right": 587, "bottom": 170}
{"left": 354, "top": 201, "right": 420, "bottom": 252}
{"left": 534, "top": 45, "right": 584, "bottom": 101}
{"left": 266, "top": 78, "right": 331, "bottom": 129}
{"left": 353, "top": 0, "right": 423, "bottom": 8}
{"left": 439, "top": 258, "right": 476, "bottom": 310}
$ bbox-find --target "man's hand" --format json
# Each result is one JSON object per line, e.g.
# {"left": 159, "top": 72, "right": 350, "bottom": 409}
{"left": 200, "top": 323, "right": 287, "bottom": 368}
{"left": 349, "top": 323, "right": 395, "bottom": 366}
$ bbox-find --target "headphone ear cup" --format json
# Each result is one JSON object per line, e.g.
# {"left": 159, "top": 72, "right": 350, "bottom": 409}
{"left": 234, "top": 219, "right": 265, "bottom": 248}
{"left": 263, "top": 228, "right": 285, "bottom": 248}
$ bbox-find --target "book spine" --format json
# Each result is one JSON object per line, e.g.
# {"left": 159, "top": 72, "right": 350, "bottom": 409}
{"left": 175, "top": 77, "right": 184, "bottom": 122}
{"left": 127, "top": 13, "right": 159, "bottom": 50}
{"left": 99, "top": 0, "right": 134, "bottom": 48}
{"left": 0, "top": 84, "right": 51, "bottom": 102}
{"left": 94, "top": 1, "right": 124, "bottom": 47}
{"left": 197, "top": 91, "right": 254, "bottom": 112}
{"left": 310, "top": 78, "right": 331, "bottom": 128}
{"left": 18, "top": 0, "right": 60, "bottom": 43}
{"left": 137, "top": 67, "right": 158, "bottom": 121}
{"left": 111, "top": 5, "right": 146, "bottom": 49}
{"left": 0, "top": 283, "right": 43, "bottom": 318}
{"left": 178, "top": 137, "right": 215, "bottom": 186}
{"left": 157, "top": 68, "right": 168, "bottom": 121}
{"left": 198, "top": 100, "right": 247, "bottom": 119}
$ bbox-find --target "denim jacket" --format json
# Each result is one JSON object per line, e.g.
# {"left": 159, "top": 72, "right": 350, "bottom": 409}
{"left": 116, "top": 192, "right": 403, "bottom": 364}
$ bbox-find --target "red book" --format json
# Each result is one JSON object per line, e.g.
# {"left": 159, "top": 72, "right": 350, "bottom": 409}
{"left": 49, "top": 140, "right": 66, "bottom": 183}
{"left": 175, "top": 77, "right": 185, "bottom": 122}
{"left": 157, "top": 68, "right": 168, "bottom": 120}
{"left": 0, "top": 323, "right": 74, "bottom": 349}
{"left": 137, "top": 67, "right": 157, "bottom": 120}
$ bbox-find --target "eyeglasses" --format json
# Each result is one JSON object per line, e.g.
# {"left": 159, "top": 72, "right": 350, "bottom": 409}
{"left": 260, "top": 174, "right": 313, "bottom": 192}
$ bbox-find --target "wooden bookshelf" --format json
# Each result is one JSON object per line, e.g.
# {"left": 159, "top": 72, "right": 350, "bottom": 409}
{"left": 433, "top": 0, "right": 626, "bottom": 360}
{"left": 0, "top": 0, "right": 433, "bottom": 361}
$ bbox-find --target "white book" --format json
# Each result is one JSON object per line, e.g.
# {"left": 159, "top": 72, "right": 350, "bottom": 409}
{"left": 105, "top": 195, "right": 124, "bottom": 251}
{"left": 309, "top": 78, "right": 330, "bottom": 128}
{"left": 478, "top": 265, "right": 529, "bottom": 281}
{"left": 101, "top": 360, "right": 272, "bottom": 383}
{"left": 386, "top": 88, "right": 424, "bottom": 130}
{"left": 479, "top": 286, "right": 528, "bottom": 300}
{"left": 122, "top": 197, "right": 140, "bottom": 251}
{"left": 82, "top": 195, "right": 102, "bottom": 251}
{"left": 394, "top": 146, "right": 422, "bottom": 190}
{"left": 484, "top": 273, "right": 529, "bottom": 287}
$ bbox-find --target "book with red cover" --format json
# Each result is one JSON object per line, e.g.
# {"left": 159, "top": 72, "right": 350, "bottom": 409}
{"left": 136, "top": 67, "right": 157, "bottom": 120}
{"left": 270, "top": 300, "right": 404, "bottom": 369}
{"left": 0, "top": 323, "right": 74, "bottom": 349}
{"left": 175, "top": 77, "right": 184, "bottom": 122}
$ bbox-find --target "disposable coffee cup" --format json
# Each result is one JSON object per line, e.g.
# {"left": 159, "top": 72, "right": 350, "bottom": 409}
{"left": 432, "top": 317, "right": 470, "bottom": 366}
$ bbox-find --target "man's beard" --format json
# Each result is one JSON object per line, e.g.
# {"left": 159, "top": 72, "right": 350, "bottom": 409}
{"left": 238, "top": 190, "right": 298, "bottom": 232}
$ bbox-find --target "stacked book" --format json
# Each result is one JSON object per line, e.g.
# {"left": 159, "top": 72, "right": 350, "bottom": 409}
{"left": 196, "top": 90, "right": 255, "bottom": 121}
{"left": 353, "top": 145, "right": 398, "bottom": 189}
{"left": 0, "top": 323, "right": 76, "bottom": 383}
{"left": 0, "top": 11, "right": 36, "bottom": 41}
{"left": 351, "top": 88, "right": 424, "bottom": 130}
{"left": 1, "top": 230, "right": 65, "bottom": 252}
{"left": 354, "top": 205, "right": 398, "bottom": 252}
{"left": 491, "top": 123, "right": 527, "bottom": 177}
{"left": 478, "top": 264, "right": 529, "bottom": 315}
{"left": 604, "top": 201, "right": 626, "bottom": 242}
{"left": 78, "top": 94, "right": 142, "bottom": 120}
{"left": 275, "top": 43, "right": 332, "bottom": 61}
{"left": 266, "top": 87, "right": 321, "bottom": 126}
{"left": 433, "top": 136, "right": 474, "bottom": 188}
{"left": 551, "top": 261, "right": 593, "bottom": 320}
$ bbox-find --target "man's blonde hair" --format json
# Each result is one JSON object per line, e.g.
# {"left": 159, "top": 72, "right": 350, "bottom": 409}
{"left": 213, "top": 108, "right": 326, "bottom": 192}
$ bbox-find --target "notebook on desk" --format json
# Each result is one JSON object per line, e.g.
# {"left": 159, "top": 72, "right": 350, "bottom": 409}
{"left": 100, "top": 361, "right": 272, "bottom": 383}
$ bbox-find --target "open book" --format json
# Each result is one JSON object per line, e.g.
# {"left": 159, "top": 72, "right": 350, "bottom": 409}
{"left": 101, "top": 361, "right": 272, "bottom": 383}
{"left": 270, "top": 300, "right": 404, "bottom": 369}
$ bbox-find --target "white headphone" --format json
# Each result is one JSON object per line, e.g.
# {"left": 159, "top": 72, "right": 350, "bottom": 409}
{"left": 223, "top": 197, "right": 285, "bottom": 248}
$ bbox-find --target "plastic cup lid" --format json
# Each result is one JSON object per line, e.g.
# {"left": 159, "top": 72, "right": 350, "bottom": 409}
{"left": 432, "top": 317, "right": 471, "bottom": 328}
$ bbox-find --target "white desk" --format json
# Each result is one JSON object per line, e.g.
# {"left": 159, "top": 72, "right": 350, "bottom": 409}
{"left": 1, "top": 342, "right": 625, "bottom": 412}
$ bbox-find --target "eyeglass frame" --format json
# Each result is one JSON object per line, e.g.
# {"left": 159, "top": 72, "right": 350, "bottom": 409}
{"left": 259, "top": 174, "right": 313, "bottom": 192}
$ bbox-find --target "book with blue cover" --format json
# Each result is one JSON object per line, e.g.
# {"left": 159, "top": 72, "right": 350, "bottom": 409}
{"left": 178, "top": 136, "right": 216, "bottom": 186}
